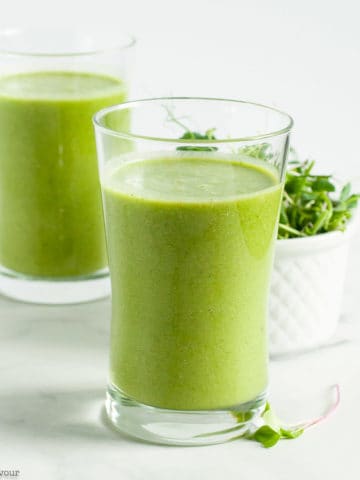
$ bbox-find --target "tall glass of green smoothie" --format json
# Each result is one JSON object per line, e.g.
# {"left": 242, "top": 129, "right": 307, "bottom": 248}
{"left": 94, "top": 98, "right": 293, "bottom": 445}
{"left": 0, "top": 28, "right": 134, "bottom": 303}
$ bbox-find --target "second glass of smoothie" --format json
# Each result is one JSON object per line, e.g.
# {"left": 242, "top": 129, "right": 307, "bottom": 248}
{"left": 94, "top": 98, "right": 293, "bottom": 445}
{"left": 0, "top": 28, "right": 135, "bottom": 303}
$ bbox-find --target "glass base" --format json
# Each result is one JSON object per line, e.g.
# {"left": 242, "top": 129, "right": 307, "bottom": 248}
{"left": 0, "top": 268, "right": 111, "bottom": 305}
{"left": 106, "top": 383, "right": 266, "bottom": 446}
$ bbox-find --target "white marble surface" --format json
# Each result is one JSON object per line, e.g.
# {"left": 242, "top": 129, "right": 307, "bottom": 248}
{"left": 0, "top": 233, "right": 359, "bottom": 479}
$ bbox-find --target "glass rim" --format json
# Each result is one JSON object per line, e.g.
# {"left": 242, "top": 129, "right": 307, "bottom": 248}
{"left": 0, "top": 27, "right": 136, "bottom": 58}
{"left": 93, "top": 97, "right": 294, "bottom": 144}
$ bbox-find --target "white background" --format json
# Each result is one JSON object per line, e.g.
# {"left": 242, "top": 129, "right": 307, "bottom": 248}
{"left": 0, "top": 1, "right": 359, "bottom": 479}
{"left": 1, "top": 0, "right": 359, "bottom": 178}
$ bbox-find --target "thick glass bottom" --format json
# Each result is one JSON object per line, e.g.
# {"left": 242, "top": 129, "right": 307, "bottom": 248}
{"left": 0, "top": 267, "right": 110, "bottom": 304}
{"left": 106, "top": 383, "right": 267, "bottom": 446}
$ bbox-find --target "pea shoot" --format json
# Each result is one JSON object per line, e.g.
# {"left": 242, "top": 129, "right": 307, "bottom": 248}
{"left": 241, "top": 385, "right": 341, "bottom": 448}
{"left": 279, "top": 156, "right": 359, "bottom": 239}
{"left": 241, "top": 144, "right": 359, "bottom": 238}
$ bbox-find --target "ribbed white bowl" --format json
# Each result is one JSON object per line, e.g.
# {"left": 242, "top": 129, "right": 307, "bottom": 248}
{"left": 269, "top": 212, "right": 359, "bottom": 356}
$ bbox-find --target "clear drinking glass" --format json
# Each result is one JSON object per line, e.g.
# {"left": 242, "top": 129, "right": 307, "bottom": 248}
{"left": 0, "top": 28, "right": 135, "bottom": 304}
{"left": 94, "top": 97, "right": 293, "bottom": 445}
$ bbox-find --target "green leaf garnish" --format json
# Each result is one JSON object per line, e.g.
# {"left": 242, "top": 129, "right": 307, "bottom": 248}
{"left": 247, "top": 384, "right": 340, "bottom": 448}
{"left": 253, "top": 425, "right": 281, "bottom": 448}
{"left": 242, "top": 146, "right": 359, "bottom": 238}
{"left": 246, "top": 402, "right": 304, "bottom": 448}
{"left": 279, "top": 427, "right": 304, "bottom": 439}
{"left": 339, "top": 182, "right": 351, "bottom": 202}
{"left": 163, "top": 104, "right": 218, "bottom": 152}
{"left": 311, "top": 177, "right": 336, "bottom": 192}
{"left": 240, "top": 143, "right": 274, "bottom": 161}
{"left": 279, "top": 158, "right": 359, "bottom": 238}
{"left": 177, "top": 129, "right": 218, "bottom": 152}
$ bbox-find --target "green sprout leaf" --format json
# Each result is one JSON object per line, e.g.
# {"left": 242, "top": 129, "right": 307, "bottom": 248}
{"left": 279, "top": 427, "right": 304, "bottom": 439}
{"left": 240, "top": 143, "right": 273, "bottom": 161}
{"left": 177, "top": 130, "right": 218, "bottom": 152}
{"left": 280, "top": 158, "right": 359, "bottom": 238}
{"left": 163, "top": 104, "right": 218, "bottom": 152}
{"left": 247, "top": 385, "right": 340, "bottom": 448}
{"left": 253, "top": 425, "right": 281, "bottom": 448}
{"left": 339, "top": 182, "right": 352, "bottom": 202}
{"left": 311, "top": 178, "right": 336, "bottom": 192}
{"left": 246, "top": 402, "right": 303, "bottom": 448}
{"left": 242, "top": 146, "right": 359, "bottom": 238}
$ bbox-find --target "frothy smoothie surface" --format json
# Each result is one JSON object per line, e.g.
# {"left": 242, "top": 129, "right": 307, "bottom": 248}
{"left": 0, "top": 71, "right": 125, "bottom": 100}
{"left": 0, "top": 71, "right": 127, "bottom": 277}
{"left": 104, "top": 156, "right": 277, "bottom": 201}
{"left": 103, "top": 155, "right": 282, "bottom": 410}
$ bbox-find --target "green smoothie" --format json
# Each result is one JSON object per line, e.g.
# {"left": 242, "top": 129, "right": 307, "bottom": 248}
{"left": 0, "top": 71, "right": 127, "bottom": 277}
{"left": 103, "top": 153, "right": 282, "bottom": 411}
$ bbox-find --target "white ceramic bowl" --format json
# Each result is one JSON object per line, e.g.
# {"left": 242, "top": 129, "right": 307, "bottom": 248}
{"left": 269, "top": 211, "right": 359, "bottom": 356}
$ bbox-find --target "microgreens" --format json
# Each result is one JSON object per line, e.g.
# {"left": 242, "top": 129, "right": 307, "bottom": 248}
{"left": 163, "top": 104, "right": 217, "bottom": 151}
{"left": 247, "top": 384, "right": 340, "bottom": 448}
{"left": 243, "top": 144, "right": 360, "bottom": 239}
{"left": 240, "top": 142, "right": 274, "bottom": 161}
{"left": 279, "top": 156, "right": 359, "bottom": 239}
{"left": 247, "top": 402, "right": 304, "bottom": 448}
{"left": 177, "top": 129, "right": 218, "bottom": 152}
